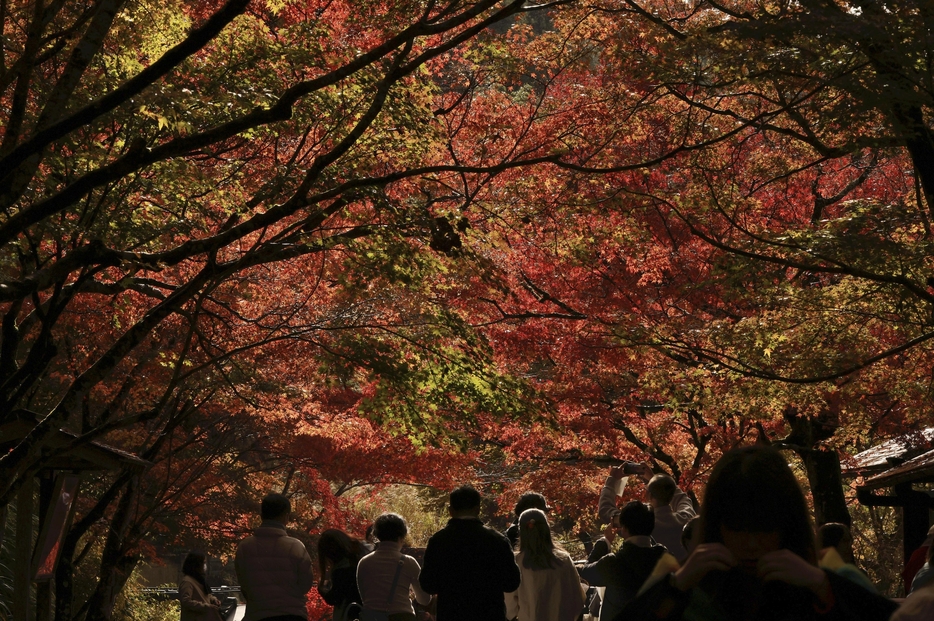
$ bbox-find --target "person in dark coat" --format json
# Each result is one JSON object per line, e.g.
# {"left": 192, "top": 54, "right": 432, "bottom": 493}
{"left": 317, "top": 529, "right": 368, "bottom": 621}
{"left": 578, "top": 501, "right": 668, "bottom": 621}
{"left": 418, "top": 484, "right": 521, "bottom": 621}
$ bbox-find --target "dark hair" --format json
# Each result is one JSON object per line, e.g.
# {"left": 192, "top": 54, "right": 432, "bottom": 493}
{"left": 373, "top": 513, "right": 408, "bottom": 542}
{"left": 514, "top": 492, "right": 548, "bottom": 517}
{"left": 518, "top": 508, "right": 562, "bottom": 570}
{"left": 817, "top": 523, "right": 849, "bottom": 550}
{"left": 261, "top": 493, "right": 291, "bottom": 520}
{"left": 181, "top": 551, "right": 210, "bottom": 594}
{"left": 646, "top": 474, "right": 677, "bottom": 505}
{"left": 700, "top": 445, "right": 816, "bottom": 564}
{"left": 618, "top": 501, "right": 654, "bottom": 536}
{"left": 450, "top": 484, "right": 481, "bottom": 512}
{"left": 317, "top": 529, "right": 367, "bottom": 579}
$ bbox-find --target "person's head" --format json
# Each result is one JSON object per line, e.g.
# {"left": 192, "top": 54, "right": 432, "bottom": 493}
{"left": 924, "top": 524, "right": 934, "bottom": 547}
{"left": 261, "top": 492, "right": 291, "bottom": 522}
{"left": 518, "top": 508, "right": 560, "bottom": 570}
{"left": 646, "top": 474, "right": 677, "bottom": 508}
{"left": 373, "top": 512, "right": 408, "bottom": 543}
{"left": 817, "top": 522, "right": 854, "bottom": 562}
{"left": 700, "top": 445, "right": 816, "bottom": 569}
{"left": 618, "top": 500, "right": 654, "bottom": 538}
{"left": 182, "top": 550, "right": 207, "bottom": 578}
{"left": 182, "top": 550, "right": 211, "bottom": 592}
{"left": 449, "top": 484, "right": 482, "bottom": 517}
{"left": 317, "top": 529, "right": 365, "bottom": 577}
{"left": 514, "top": 492, "right": 549, "bottom": 519}
{"left": 682, "top": 515, "right": 701, "bottom": 556}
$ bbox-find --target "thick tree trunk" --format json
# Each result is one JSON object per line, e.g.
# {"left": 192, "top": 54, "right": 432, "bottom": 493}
{"left": 893, "top": 104, "right": 934, "bottom": 220}
{"left": 798, "top": 446, "right": 851, "bottom": 526}
{"left": 781, "top": 403, "right": 852, "bottom": 527}
{"left": 83, "top": 477, "right": 139, "bottom": 621}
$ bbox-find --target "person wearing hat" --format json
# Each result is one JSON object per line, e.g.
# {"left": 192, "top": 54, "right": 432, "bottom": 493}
{"left": 505, "top": 492, "right": 551, "bottom": 549}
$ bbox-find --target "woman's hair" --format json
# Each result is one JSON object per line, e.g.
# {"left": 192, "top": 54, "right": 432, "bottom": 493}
{"left": 181, "top": 551, "right": 210, "bottom": 593}
{"left": 700, "top": 445, "right": 817, "bottom": 564}
{"left": 518, "top": 508, "right": 562, "bottom": 570}
{"left": 373, "top": 513, "right": 408, "bottom": 542}
{"left": 317, "top": 529, "right": 368, "bottom": 578}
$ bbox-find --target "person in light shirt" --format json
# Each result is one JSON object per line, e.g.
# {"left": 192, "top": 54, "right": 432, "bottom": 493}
{"left": 357, "top": 513, "right": 431, "bottom": 621}
{"left": 506, "top": 508, "right": 584, "bottom": 621}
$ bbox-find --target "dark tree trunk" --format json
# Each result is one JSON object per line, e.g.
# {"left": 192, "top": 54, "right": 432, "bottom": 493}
{"left": 83, "top": 477, "right": 139, "bottom": 621}
{"left": 780, "top": 403, "right": 852, "bottom": 527}
{"left": 798, "top": 445, "right": 851, "bottom": 526}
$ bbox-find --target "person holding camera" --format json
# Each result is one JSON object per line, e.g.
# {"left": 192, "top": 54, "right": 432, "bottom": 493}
{"left": 598, "top": 461, "right": 696, "bottom": 563}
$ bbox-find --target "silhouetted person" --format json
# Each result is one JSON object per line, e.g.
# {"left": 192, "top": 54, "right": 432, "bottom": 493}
{"left": 681, "top": 516, "right": 700, "bottom": 558}
{"left": 816, "top": 522, "right": 876, "bottom": 593}
{"left": 578, "top": 501, "right": 667, "bottom": 621}
{"left": 505, "top": 492, "right": 550, "bottom": 548}
{"left": 619, "top": 445, "right": 899, "bottom": 621}
{"left": 235, "top": 493, "right": 315, "bottom": 621}
{"left": 179, "top": 551, "right": 222, "bottom": 621}
{"left": 419, "top": 485, "right": 521, "bottom": 621}
{"left": 318, "top": 529, "right": 368, "bottom": 621}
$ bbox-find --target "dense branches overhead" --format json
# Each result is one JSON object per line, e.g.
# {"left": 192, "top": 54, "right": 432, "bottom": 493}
{"left": 0, "top": 0, "right": 569, "bottom": 506}
{"left": 436, "top": 0, "right": 934, "bottom": 520}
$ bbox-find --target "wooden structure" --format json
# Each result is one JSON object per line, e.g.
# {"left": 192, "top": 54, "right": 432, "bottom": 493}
{"left": 845, "top": 429, "right": 934, "bottom": 563}
{"left": 0, "top": 410, "right": 149, "bottom": 621}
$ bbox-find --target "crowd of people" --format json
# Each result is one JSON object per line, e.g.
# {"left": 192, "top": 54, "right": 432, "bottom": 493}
{"left": 177, "top": 445, "right": 934, "bottom": 621}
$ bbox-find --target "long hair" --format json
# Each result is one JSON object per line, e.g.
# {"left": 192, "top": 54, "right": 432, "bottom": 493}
{"left": 518, "top": 508, "right": 562, "bottom": 570}
{"left": 700, "top": 445, "right": 817, "bottom": 564}
{"left": 317, "top": 529, "right": 367, "bottom": 578}
{"left": 182, "top": 551, "right": 210, "bottom": 594}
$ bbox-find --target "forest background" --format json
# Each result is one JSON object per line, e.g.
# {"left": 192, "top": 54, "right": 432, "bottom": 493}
{"left": 1, "top": 0, "right": 932, "bottom": 619}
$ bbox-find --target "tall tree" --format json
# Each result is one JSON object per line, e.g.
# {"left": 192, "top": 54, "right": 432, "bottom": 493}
{"left": 431, "top": 0, "right": 934, "bottom": 528}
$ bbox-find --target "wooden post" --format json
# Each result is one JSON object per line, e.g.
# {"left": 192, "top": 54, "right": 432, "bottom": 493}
{"left": 14, "top": 477, "right": 35, "bottom": 621}
{"left": 36, "top": 472, "right": 54, "bottom": 621}
{"left": 0, "top": 503, "right": 7, "bottom": 552}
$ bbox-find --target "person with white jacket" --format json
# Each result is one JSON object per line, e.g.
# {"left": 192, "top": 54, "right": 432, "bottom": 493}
{"left": 506, "top": 508, "right": 584, "bottom": 621}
